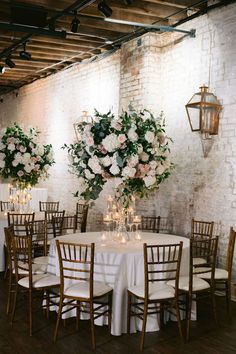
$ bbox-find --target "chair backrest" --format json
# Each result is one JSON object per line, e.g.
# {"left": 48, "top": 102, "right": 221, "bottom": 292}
{"left": 0, "top": 201, "right": 15, "bottom": 212}
{"left": 226, "top": 227, "right": 236, "bottom": 279}
{"left": 4, "top": 226, "right": 15, "bottom": 274}
{"left": 56, "top": 240, "right": 94, "bottom": 298}
{"left": 26, "top": 220, "right": 48, "bottom": 257}
{"left": 11, "top": 232, "right": 33, "bottom": 283}
{"left": 141, "top": 216, "right": 161, "bottom": 233}
{"left": 39, "top": 201, "right": 59, "bottom": 212}
{"left": 45, "top": 210, "right": 65, "bottom": 240}
{"left": 7, "top": 212, "right": 35, "bottom": 236}
{"left": 191, "top": 236, "right": 218, "bottom": 289}
{"left": 76, "top": 203, "right": 89, "bottom": 233}
{"left": 159, "top": 217, "right": 172, "bottom": 234}
{"left": 52, "top": 215, "right": 77, "bottom": 238}
{"left": 143, "top": 242, "right": 183, "bottom": 299}
{"left": 191, "top": 219, "right": 214, "bottom": 239}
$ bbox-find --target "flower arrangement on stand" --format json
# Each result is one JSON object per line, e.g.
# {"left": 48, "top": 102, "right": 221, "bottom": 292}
{"left": 64, "top": 105, "right": 174, "bottom": 208}
{"left": 0, "top": 123, "right": 55, "bottom": 211}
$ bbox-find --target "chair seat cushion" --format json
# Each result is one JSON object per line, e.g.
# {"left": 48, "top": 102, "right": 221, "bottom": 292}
{"left": 64, "top": 281, "right": 113, "bottom": 299}
{"left": 193, "top": 257, "right": 207, "bottom": 266}
{"left": 196, "top": 267, "right": 228, "bottom": 280}
{"left": 18, "top": 273, "right": 60, "bottom": 288}
{"left": 128, "top": 282, "right": 175, "bottom": 300}
{"left": 167, "top": 276, "right": 210, "bottom": 291}
{"left": 33, "top": 256, "right": 49, "bottom": 266}
{"left": 13, "top": 262, "right": 46, "bottom": 275}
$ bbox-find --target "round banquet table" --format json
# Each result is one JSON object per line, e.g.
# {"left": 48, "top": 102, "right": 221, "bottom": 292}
{"left": 47, "top": 231, "right": 190, "bottom": 336}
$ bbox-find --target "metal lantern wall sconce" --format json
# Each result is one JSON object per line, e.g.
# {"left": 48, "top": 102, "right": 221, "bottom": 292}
{"left": 185, "top": 85, "right": 222, "bottom": 157}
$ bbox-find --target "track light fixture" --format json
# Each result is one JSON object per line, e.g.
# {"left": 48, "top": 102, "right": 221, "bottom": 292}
{"left": 0, "top": 66, "right": 5, "bottom": 74}
{"left": 71, "top": 10, "right": 80, "bottom": 33}
{"left": 19, "top": 43, "right": 31, "bottom": 60}
{"left": 98, "top": 1, "right": 112, "bottom": 18}
{"left": 5, "top": 57, "right": 16, "bottom": 68}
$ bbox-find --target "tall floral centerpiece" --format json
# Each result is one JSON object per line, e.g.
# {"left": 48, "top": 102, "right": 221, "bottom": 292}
{"left": 0, "top": 123, "right": 55, "bottom": 211}
{"left": 64, "top": 106, "right": 174, "bottom": 210}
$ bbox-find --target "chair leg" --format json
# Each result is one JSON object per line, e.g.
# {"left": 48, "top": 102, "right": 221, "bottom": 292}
{"left": 46, "top": 290, "right": 50, "bottom": 319}
{"left": 127, "top": 291, "right": 131, "bottom": 334}
{"left": 140, "top": 301, "right": 148, "bottom": 351}
{"left": 175, "top": 299, "right": 183, "bottom": 341}
{"left": 226, "top": 281, "right": 231, "bottom": 318}
{"left": 90, "top": 301, "right": 96, "bottom": 350}
{"left": 29, "top": 289, "right": 33, "bottom": 336}
{"left": 108, "top": 293, "right": 113, "bottom": 334}
{"left": 54, "top": 296, "right": 63, "bottom": 342}
{"left": 186, "top": 294, "right": 192, "bottom": 342}
{"left": 6, "top": 273, "right": 13, "bottom": 315}
{"left": 160, "top": 303, "right": 164, "bottom": 329}
{"left": 76, "top": 300, "right": 80, "bottom": 330}
{"left": 10, "top": 285, "right": 18, "bottom": 325}
{"left": 211, "top": 288, "right": 217, "bottom": 324}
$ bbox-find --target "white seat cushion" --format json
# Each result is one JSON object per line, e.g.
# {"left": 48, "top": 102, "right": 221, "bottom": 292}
{"left": 167, "top": 276, "right": 210, "bottom": 292}
{"left": 193, "top": 257, "right": 207, "bottom": 266}
{"left": 64, "top": 281, "right": 112, "bottom": 299}
{"left": 128, "top": 282, "right": 175, "bottom": 300}
{"left": 196, "top": 267, "right": 228, "bottom": 280}
{"left": 13, "top": 262, "right": 46, "bottom": 275}
{"left": 33, "top": 256, "right": 49, "bottom": 266}
{"left": 18, "top": 273, "right": 60, "bottom": 288}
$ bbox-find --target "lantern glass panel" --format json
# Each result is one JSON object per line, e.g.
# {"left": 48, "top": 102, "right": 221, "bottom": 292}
{"left": 186, "top": 106, "right": 200, "bottom": 131}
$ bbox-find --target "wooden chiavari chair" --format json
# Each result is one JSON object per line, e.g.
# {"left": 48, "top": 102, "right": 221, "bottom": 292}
{"left": 0, "top": 201, "right": 14, "bottom": 212}
{"left": 7, "top": 212, "right": 35, "bottom": 236}
{"left": 191, "top": 219, "right": 214, "bottom": 266}
{"left": 26, "top": 220, "right": 48, "bottom": 266}
{"left": 140, "top": 216, "right": 161, "bottom": 233}
{"left": 54, "top": 241, "right": 113, "bottom": 349}
{"left": 76, "top": 203, "right": 89, "bottom": 232}
{"left": 197, "top": 228, "right": 236, "bottom": 318}
{"left": 52, "top": 215, "right": 77, "bottom": 237}
{"left": 10, "top": 231, "right": 60, "bottom": 335}
{"left": 39, "top": 201, "right": 59, "bottom": 212}
{"left": 127, "top": 242, "right": 183, "bottom": 351}
{"left": 45, "top": 210, "right": 65, "bottom": 241}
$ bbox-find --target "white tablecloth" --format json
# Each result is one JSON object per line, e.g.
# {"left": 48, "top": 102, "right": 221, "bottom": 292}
{"left": 0, "top": 183, "right": 48, "bottom": 212}
{"left": 47, "top": 232, "right": 190, "bottom": 336}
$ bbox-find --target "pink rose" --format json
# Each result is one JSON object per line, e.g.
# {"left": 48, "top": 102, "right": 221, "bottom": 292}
{"left": 7, "top": 137, "right": 15, "bottom": 144}
{"left": 17, "top": 170, "right": 24, "bottom": 177}
{"left": 136, "top": 164, "right": 150, "bottom": 178}
{"left": 102, "top": 171, "right": 111, "bottom": 180}
{"left": 86, "top": 137, "right": 94, "bottom": 146}
{"left": 158, "top": 134, "right": 166, "bottom": 145}
{"left": 118, "top": 134, "right": 126, "bottom": 144}
{"left": 98, "top": 144, "right": 107, "bottom": 154}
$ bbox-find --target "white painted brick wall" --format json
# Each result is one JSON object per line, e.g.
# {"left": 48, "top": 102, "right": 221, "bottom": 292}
{"left": 0, "top": 3, "right": 235, "bottom": 281}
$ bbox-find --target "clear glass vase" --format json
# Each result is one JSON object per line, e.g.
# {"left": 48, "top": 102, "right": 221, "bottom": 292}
{"left": 9, "top": 182, "right": 32, "bottom": 213}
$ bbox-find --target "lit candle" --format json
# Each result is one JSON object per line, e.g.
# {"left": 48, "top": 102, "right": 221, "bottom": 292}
{"left": 135, "top": 232, "right": 142, "bottom": 241}
{"left": 133, "top": 215, "right": 141, "bottom": 223}
{"left": 120, "top": 236, "right": 127, "bottom": 244}
{"left": 103, "top": 214, "right": 111, "bottom": 222}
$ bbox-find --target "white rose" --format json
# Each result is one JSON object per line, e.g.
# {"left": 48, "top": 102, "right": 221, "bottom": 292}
{"left": 101, "top": 155, "right": 112, "bottom": 167}
{"left": 74, "top": 157, "right": 79, "bottom": 163}
{"left": 156, "top": 164, "right": 166, "bottom": 175}
{"left": 122, "top": 166, "right": 136, "bottom": 178}
{"left": 0, "top": 152, "right": 5, "bottom": 161}
{"left": 44, "top": 164, "right": 50, "bottom": 171}
{"left": 12, "top": 159, "right": 19, "bottom": 167}
{"left": 145, "top": 131, "right": 155, "bottom": 143}
{"left": 84, "top": 169, "right": 95, "bottom": 180}
{"left": 137, "top": 144, "right": 143, "bottom": 154}
{"left": 78, "top": 177, "right": 87, "bottom": 194}
{"left": 0, "top": 160, "right": 5, "bottom": 168}
{"left": 110, "top": 163, "right": 120, "bottom": 175}
{"left": 140, "top": 152, "right": 149, "bottom": 162}
{"left": 0, "top": 142, "right": 6, "bottom": 150}
{"left": 128, "top": 154, "right": 139, "bottom": 167}
{"left": 8, "top": 143, "right": 15, "bottom": 151}
{"left": 22, "top": 152, "right": 31, "bottom": 165}
{"left": 127, "top": 128, "right": 138, "bottom": 142}
{"left": 102, "top": 133, "right": 120, "bottom": 152}
{"left": 149, "top": 160, "right": 157, "bottom": 169}
{"left": 24, "top": 164, "right": 34, "bottom": 173}
{"left": 36, "top": 145, "right": 44, "bottom": 156}
{"left": 143, "top": 175, "right": 156, "bottom": 187}
{"left": 88, "top": 156, "right": 102, "bottom": 174}
{"left": 79, "top": 161, "right": 86, "bottom": 169}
